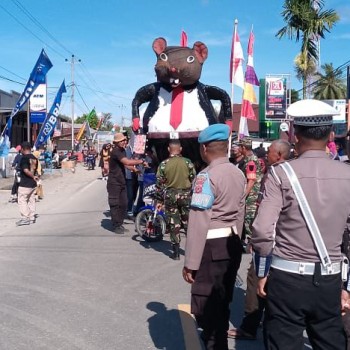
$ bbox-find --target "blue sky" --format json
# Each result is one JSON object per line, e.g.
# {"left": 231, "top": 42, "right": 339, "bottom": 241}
{"left": 0, "top": 0, "right": 349, "bottom": 126}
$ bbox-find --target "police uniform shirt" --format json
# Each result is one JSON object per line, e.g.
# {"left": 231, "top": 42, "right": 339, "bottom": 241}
{"left": 252, "top": 150, "right": 350, "bottom": 262}
{"left": 184, "top": 157, "right": 246, "bottom": 270}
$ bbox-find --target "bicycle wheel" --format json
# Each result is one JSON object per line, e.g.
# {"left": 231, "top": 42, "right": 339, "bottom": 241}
{"left": 135, "top": 209, "right": 165, "bottom": 242}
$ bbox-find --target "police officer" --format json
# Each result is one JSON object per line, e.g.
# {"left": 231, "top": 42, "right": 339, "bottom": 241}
{"left": 238, "top": 137, "right": 263, "bottom": 247}
{"left": 182, "top": 124, "right": 246, "bottom": 350}
{"left": 251, "top": 99, "right": 350, "bottom": 349}
{"left": 154, "top": 139, "right": 196, "bottom": 260}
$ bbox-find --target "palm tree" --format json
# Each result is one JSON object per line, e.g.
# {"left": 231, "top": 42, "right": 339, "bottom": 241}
{"left": 294, "top": 53, "right": 317, "bottom": 98}
{"left": 276, "top": 0, "right": 339, "bottom": 98}
{"left": 312, "top": 63, "right": 347, "bottom": 100}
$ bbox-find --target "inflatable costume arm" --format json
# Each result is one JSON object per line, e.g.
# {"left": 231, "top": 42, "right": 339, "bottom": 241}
{"left": 131, "top": 83, "right": 158, "bottom": 131}
{"left": 202, "top": 84, "right": 232, "bottom": 124}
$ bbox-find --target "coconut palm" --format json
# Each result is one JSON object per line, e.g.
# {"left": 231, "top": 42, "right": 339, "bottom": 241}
{"left": 276, "top": 0, "right": 339, "bottom": 98}
{"left": 312, "top": 63, "right": 347, "bottom": 100}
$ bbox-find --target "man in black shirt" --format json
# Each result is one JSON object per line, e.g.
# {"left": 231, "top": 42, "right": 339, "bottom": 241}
{"left": 107, "top": 133, "right": 147, "bottom": 234}
{"left": 16, "top": 142, "right": 39, "bottom": 226}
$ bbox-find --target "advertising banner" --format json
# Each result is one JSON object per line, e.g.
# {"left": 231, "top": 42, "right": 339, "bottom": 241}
{"left": 322, "top": 99, "right": 346, "bottom": 124}
{"left": 34, "top": 81, "right": 66, "bottom": 149}
{"left": 30, "top": 83, "right": 47, "bottom": 123}
{"left": 265, "top": 76, "right": 287, "bottom": 119}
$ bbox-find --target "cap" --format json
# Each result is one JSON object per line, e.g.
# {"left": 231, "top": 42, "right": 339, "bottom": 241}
{"left": 113, "top": 133, "right": 127, "bottom": 143}
{"left": 198, "top": 124, "right": 230, "bottom": 144}
{"left": 237, "top": 137, "right": 252, "bottom": 148}
{"left": 287, "top": 99, "right": 339, "bottom": 126}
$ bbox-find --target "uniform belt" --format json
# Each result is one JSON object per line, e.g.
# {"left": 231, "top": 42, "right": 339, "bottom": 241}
{"left": 271, "top": 256, "right": 341, "bottom": 275}
{"left": 207, "top": 226, "right": 237, "bottom": 239}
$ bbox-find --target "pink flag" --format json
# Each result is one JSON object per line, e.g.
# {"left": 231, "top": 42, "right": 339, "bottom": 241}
{"left": 230, "top": 25, "right": 244, "bottom": 89}
{"left": 180, "top": 30, "right": 188, "bottom": 47}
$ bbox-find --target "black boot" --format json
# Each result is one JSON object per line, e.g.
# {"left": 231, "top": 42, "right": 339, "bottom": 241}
{"left": 170, "top": 243, "right": 180, "bottom": 260}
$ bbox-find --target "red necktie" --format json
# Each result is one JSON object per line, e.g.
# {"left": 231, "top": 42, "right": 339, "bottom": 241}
{"left": 169, "top": 87, "right": 184, "bottom": 130}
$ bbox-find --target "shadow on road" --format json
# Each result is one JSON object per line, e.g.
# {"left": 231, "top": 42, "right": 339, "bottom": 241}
{"left": 147, "top": 301, "right": 186, "bottom": 350}
{"left": 131, "top": 234, "right": 174, "bottom": 258}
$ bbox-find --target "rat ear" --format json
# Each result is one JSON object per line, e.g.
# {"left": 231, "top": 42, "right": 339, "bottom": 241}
{"left": 193, "top": 41, "right": 208, "bottom": 63}
{"left": 153, "top": 37, "right": 167, "bottom": 55}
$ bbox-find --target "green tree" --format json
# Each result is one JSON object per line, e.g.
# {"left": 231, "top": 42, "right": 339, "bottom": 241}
{"left": 75, "top": 110, "right": 98, "bottom": 129}
{"left": 290, "top": 88, "right": 300, "bottom": 103}
{"left": 276, "top": 0, "right": 339, "bottom": 98}
{"left": 312, "top": 63, "right": 347, "bottom": 100}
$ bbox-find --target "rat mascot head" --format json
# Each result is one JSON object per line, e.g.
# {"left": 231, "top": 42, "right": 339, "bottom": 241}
{"left": 131, "top": 37, "right": 232, "bottom": 170}
{"left": 153, "top": 37, "right": 208, "bottom": 88}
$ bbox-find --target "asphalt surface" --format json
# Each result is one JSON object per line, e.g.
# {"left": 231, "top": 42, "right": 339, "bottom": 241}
{"left": 0, "top": 165, "right": 311, "bottom": 349}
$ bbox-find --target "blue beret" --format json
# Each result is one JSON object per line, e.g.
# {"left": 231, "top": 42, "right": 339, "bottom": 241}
{"left": 198, "top": 124, "right": 230, "bottom": 144}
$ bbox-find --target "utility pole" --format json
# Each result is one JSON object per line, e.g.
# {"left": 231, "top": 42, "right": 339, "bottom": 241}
{"left": 118, "top": 104, "right": 126, "bottom": 132}
{"left": 65, "top": 55, "right": 80, "bottom": 150}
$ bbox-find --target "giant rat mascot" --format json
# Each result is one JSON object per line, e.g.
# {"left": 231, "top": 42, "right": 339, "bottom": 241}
{"left": 131, "top": 37, "right": 232, "bottom": 169}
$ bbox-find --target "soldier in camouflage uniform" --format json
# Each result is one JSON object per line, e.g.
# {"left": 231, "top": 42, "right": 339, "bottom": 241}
{"left": 238, "top": 138, "right": 263, "bottom": 247}
{"left": 154, "top": 140, "right": 196, "bottom": 260}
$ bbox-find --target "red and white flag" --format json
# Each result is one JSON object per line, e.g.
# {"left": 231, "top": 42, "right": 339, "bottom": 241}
{"left": 229, "top": 23, "right": 244, "bottom": 89}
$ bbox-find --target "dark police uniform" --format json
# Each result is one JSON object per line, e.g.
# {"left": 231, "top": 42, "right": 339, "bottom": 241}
{"left": 252, "top": 99, "right": 350, "bottom": 350}
{"left": 184, "top": 124, "right": 246, "bottom": 350}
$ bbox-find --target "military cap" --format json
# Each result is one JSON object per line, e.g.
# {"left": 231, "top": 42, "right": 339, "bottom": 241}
{"left": 198, "top": 124, "right": 230, "bottom": 144}
{"left": 287, "top": 99, "right": 339, "bottom": 126}
{"left": 237, "top": 137, "right": 252, "bottom": 148}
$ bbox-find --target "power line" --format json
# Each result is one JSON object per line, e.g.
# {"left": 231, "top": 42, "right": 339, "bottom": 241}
{"left": 296, "top": 59, "right": 350, "bottom": 93}
{"left": 0, "top": 74, "right": 25, "bottom": 85}
{"left": 75, "top": 84, "right": 90, "bottom": 111}
{"left": 10, "top": 0, "right": 72, "bottom": 56}
{"left": 0, "top": 64, "right": 26, "bottom": 81}
{"left": 0, "top": 3, "right": 66, "bottom": 59}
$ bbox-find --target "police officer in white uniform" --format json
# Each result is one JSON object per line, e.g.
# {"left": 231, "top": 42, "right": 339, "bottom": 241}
{"left": 252, "top": 99, "right": 350, "bottom": 349}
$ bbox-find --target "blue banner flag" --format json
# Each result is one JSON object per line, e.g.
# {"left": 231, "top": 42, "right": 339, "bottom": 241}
{"left": 34, "top": 80, "right": 66, "bottom": 149}
{"left": 0, "top": 49, "right": 53, "bottom": 149}
{"left": 0, "top": 117, "right": 12, "bottom": 157}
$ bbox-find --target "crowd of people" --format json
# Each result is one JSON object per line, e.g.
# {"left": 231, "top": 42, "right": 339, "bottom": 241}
{"left": 9, "top": 98, "right": 350, "bottom": 349}
{"left": 94, "top": 100, "right": 350, "bottom": 349}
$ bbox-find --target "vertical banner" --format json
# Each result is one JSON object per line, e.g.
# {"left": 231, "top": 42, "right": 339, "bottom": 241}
{"left": 34, "top": 81, "right": 66, "bottom": 149}
{"left": 30, "top": 83, "right": 47, "bottom": 123}
{"left": 0, "top": 49, "right": 53, "bottom": 153}
{"left": 265, "top": 76, "right": 287, "bottom": 119}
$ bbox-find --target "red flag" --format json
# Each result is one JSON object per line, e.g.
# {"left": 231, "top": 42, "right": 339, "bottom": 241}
{"left": 180, "top": 30, "right": 188, "bottom": 47}
{"left": 229, "top": 24, "right": 244, "bottom": 88}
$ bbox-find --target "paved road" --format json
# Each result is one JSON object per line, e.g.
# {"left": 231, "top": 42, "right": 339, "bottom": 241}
{"left": 0, "top": 165, "right": 311, "bottom": 349}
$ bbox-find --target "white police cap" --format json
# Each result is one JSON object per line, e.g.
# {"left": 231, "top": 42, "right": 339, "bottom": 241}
{"left": 287, "top": 99, "right": 339, "bottom": 126}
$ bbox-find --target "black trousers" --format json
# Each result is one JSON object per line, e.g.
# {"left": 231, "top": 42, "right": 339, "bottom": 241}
{"left": 239, "top": 260, "right": 266, "bottom": 336}
{"left": 264, "top": 268, "right": 347, "bottom": 350}
{"left": 107, "top": 183, "right": 127, "bottom": 227}
{"left": 191, "top": 235, "right": 242, "bottom": 350}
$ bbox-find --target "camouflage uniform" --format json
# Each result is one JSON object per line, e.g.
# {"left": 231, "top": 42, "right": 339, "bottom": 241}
{"left": 155, "top": 155, "right": 196, "bottom": 245}
{"left": 242, "top": 153, "right": 262, "bottom": 243}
